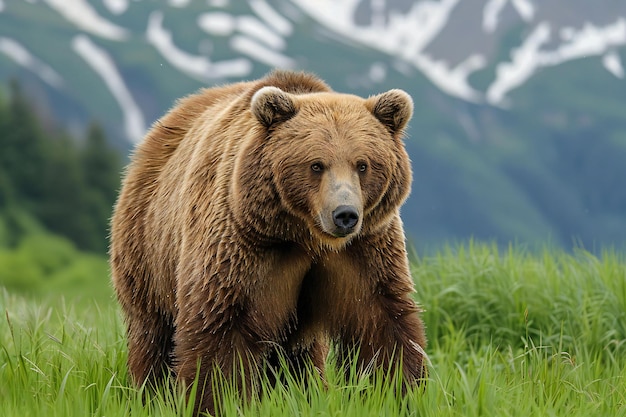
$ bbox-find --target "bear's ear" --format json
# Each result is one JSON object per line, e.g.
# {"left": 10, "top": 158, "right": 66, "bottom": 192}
{"left": 366, "top": 89, "right": 413, "bottom": 136}
{"left": 251, "top": 86, "right": 298, "bottom": 128}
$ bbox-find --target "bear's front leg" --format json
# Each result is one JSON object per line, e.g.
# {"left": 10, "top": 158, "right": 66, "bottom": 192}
{"left": 171, "top": 257, "right": 267, "bottom": 415}
{"left": 172, "top": 243, "right": 311, "bottom": 415}
{"left": 318, "top": 219, "right": 428, "bottom": 387}
{"left": 342, "top": 293, "right": 428, "bottom": 385}
{"left": 172, "top": 306, "right": 266, "bottom": 415}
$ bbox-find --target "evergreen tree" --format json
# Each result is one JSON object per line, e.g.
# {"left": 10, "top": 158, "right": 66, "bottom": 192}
{"left": 36, "top": 132, "right": 97, "bottom": 251}
{"left": 0, "top": 80, "right": 123, "bottom": 253}
{"left": 83, "top": 122, "right": 121, "bottom": 205}
{"left": 81, "top": 122, "right": 122, "bottom": 252}
{"left": 2, "top": 80, "right": 46, "bottom": 205}
{"left": 0, "top": 95, "right": 12, "bottom": 208}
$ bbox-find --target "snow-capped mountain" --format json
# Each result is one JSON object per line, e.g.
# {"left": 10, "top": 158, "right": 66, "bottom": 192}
{"left": 2, "top": 0, "right": 625, "bottom": 143}
{"left": 319, "top": 0, "right": 626, "bottom": 104}
{"left": 2, "top": 0, "right": 626, "bottom": 250}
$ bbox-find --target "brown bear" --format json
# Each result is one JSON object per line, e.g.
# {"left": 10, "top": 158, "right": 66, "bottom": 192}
{"left": 110, "top": 70, "right": 427, "bottom": 414}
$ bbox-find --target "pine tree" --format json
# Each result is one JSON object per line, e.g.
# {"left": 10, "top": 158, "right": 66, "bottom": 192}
{"left": 0, "top": 81, "right": 123, "bottom": 253}
{"left": 2, "top": 80, "right": 46, "bottom": 205}
{"left": 83, "top": 122, "right": 121, "bottom": 204}
{"left": 81, "top": 122, "right": 122, "bottom": 252}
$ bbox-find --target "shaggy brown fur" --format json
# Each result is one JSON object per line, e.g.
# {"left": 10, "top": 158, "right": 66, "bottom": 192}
{"left": 110, "top": 70, "right": 427, "bottom": 415}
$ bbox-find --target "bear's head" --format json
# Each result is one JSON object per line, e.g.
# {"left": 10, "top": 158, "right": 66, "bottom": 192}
{"left": 241, "top": 85, "right": 413, "bottom": 249}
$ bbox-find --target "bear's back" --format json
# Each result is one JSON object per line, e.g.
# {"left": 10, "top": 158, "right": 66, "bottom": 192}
{"left": 133, "top": 81, "right": 250, "bottom": 178}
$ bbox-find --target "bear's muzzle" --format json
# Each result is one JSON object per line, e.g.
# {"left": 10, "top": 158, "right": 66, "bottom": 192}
{"left": 332, "top": 205, "right": 360, "bottom": 237}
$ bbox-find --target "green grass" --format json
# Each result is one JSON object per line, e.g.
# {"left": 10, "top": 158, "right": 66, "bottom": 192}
{"left": 1, "top": 242, "right": 625, "bottom": 416}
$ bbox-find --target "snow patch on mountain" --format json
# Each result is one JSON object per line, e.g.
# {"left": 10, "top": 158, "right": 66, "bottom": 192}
{"left": 483, "top": 0, "right": 537, "bottom": 32}
{"left": 103, "top": 0, "right": 128, "bottom": 15}
{"left": 237, "top": 15, "right": 286, "bottom": 49}
{"left": 72, "top": 35, "right": 145, "bottom": 143}
{"left": 197, "top": 10, "right": 294, "bottom": 68}
{"left": 483, "top": 0, "right": 506, "bottom": 33}
{"left": 208, "top": 0, "right": 230, "bottom": 7}
{"left": 42, "top": 0, "right": 130, "bottom": 41}
{"left": 512, "top": 0, "right": 535, "bottom": 22}
{"left": 487, "top": 22, "right": 549, "bottom": 106}
{"left": 230, "top": 35, "right": 295, "bottom": 68}
{"left": 0, "top": 37, "right": 64, "bottom": 88}
{"left": 169, "top": 0, "right": 192, "bottom": 7}
{"left": 249, "top": 0, "right": 293, "bottom": 36}
{"left": 553, "top": 19, "right": 626, "bottom": 64}
{"left": 603, "top": 51, "right": 624, "bottom": 78}
{"left": 416, "top": 54, "right": 485, "bottom": 101}
{"left": 291, "top": 0, "right": 484, "bottom": 102}
{"left": 198, "top": 13, "right": 286, "bottom": 50}
{"left": 197, "top": 13, "right": 236, "bottom": 36}
{"left": 369, "top": 62, "right": 386, "bottom": 82}
{"left": 488, "top": 18, "right": 626, "bottom": 105}
{"left": 147, "top": 11, "right": 252, "bottom": 81}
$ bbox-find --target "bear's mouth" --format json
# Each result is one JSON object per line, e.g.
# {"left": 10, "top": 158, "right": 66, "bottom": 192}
{"left": 331, "top": 230, "right": 352, "bottom": 238}
{"left": 319, "top": 226, "right": 360, "bottom": 246}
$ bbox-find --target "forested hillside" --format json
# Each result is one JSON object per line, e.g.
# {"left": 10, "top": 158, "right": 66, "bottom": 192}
{"left": 0, "top": 81, "right": 122, "bottom": 253}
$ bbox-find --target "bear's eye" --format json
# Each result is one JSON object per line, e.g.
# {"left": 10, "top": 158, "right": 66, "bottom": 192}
{"left": 311, "top": 163, "right": 324, "bottom": 173}
{"left": 358, "top": 163, "right": 368, "bottom": 173}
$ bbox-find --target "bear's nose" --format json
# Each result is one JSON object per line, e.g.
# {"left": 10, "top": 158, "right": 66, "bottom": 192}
{"left": 332, "top": 205, "right": 359, "bottom": 235}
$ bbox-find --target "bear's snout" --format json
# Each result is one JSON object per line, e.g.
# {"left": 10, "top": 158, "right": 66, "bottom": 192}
{"left": 332, "top": 205, "right": 359, "bottom": 237}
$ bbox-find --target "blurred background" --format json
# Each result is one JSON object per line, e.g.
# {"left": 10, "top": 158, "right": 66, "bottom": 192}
{"left": 1, "top": 0, "right": 626, "bottom": 300}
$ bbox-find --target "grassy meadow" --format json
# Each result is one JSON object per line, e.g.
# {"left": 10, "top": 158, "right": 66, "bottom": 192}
{"left": 1, "top": 242, "right": 625, "bottom": 416}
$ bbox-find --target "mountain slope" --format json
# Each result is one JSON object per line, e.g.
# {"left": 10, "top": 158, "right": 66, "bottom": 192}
{"left": 1, "top": 0, "right": 626, "bottom": 251}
